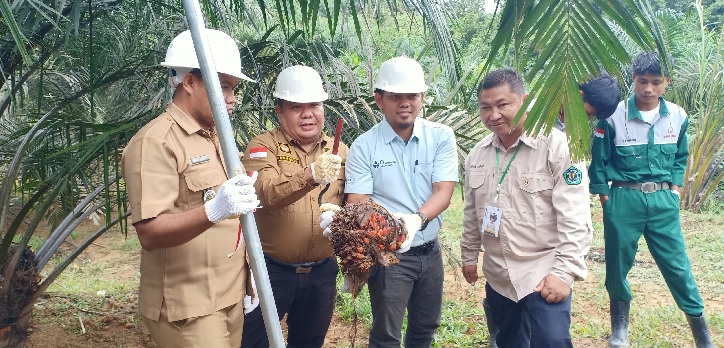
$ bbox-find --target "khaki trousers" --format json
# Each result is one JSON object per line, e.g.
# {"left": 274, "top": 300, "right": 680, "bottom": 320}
{"left": 143, "top": 301, "right": 244, "bottom": 348}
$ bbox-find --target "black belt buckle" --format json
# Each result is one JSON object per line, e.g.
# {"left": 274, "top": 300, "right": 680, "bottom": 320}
{"left": 404, "top": 240, "right": 436, "bottom": 256}
{"left": 295, "top": 266, "right": 312, "bottom": 274}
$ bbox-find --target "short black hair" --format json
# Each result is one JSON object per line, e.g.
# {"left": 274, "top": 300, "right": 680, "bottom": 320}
{"left": 477, "top": 68, "right": 525, "bottom": 97}
{"left": 632, "top": 51, "right": 673, "bottom": 78}
{"left": 374, "top": 88, "right": 385, "bottom": 96}
{"left": 579, "top": 73, "right": 621, "bottom": 120}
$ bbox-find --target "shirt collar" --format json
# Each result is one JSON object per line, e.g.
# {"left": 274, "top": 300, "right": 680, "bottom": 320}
{"left": 167, "top": 102, "right": 206, "bottom": 136}
{"left": 380, "top": 118, "right": 421, "bottom": 144}
{"left": 627, "top": 95, "right": 670, "bottom": 121}
{"left": 275, "top": 128, "right": 327, "bottom": 152}
{"left": 482, "top": 133, "right": 538, "bottom": 150}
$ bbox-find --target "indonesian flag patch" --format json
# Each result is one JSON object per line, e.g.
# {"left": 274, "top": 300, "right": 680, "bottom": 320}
{"left": 594, "top": 127, "right": 606, "bottom": 138}
{"left": 249, "top": 147, "right": 268, "bottom": 158}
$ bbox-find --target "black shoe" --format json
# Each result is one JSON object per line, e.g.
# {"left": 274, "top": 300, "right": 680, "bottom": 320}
{"left": 609, "top": 300, "right": 630, "bottom": 348}
{"left": 686, "top": 313, "right": 715, "bottom": 348}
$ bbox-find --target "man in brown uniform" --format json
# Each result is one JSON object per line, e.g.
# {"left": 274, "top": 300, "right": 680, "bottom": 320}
{"left": 121, "top": 29, "right": 259, "bottom": 347}
{"left": 460, "top": 69, "right": 592, "bottom": 348}
{"left": 241, "top": 65, "right": 347, "bottom": 348}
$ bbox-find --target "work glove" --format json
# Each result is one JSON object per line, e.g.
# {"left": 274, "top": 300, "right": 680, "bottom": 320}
{"left": 319, "top": 203, "right": 341, "bottom": 239}
{"left": 204, "top": 172, "right": 260, "bottom": 223}
{"left": 392, "top": 212, "right": 421, "bottom": 254}
{"left": 243, "top": 270, "right": 259, "bottom": 314}
{"left": 311, "top": 154, "right": 342, "bottom": 185}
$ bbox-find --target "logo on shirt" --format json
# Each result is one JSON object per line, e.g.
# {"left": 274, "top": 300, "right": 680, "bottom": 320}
{"left": 623, "top": 138, "right": 638, "bottom": 143}
{"left": 278, "top": 143, "right": 291, "bottom": 154}
{"left": 372, "top": 159, "right": 397, "bottom": 169}
{"left": 469, "top": 164, "right": 485, "bottom": 169}
{"left": 563, "top": 166, "right": 582, "bottom": 185}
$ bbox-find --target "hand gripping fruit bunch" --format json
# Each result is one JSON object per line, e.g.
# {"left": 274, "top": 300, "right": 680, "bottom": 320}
{"left": 321, "top": 200, "right": 406, "bottom": 297}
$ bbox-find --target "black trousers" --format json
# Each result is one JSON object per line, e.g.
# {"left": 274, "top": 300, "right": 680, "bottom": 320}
{"left": 485, "top": 282, "right": 573, "bottom": 348}
{"left": 240, "top": 255, "right": 338, "bottom": 348}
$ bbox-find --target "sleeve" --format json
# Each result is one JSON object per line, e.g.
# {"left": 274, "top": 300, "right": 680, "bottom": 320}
{"left": 343, "top": 137, "right": 374, "bottom": 195}
{"left": 241, "top": 135, "right": 315, "bottom": 209}
{"left": 589, "top": 119, "right": 615, "bottom": 195}
{"left": 460, "top": 152, "right": 482, "bottom": 266}
{"left": 122, "top": 136, "right": 179, "bottom": 223}
{"left": 432, "top": 127, "right": 460, "bottom": 183}
{"left": 550, "top": 139, "right": 593, "bottom": 286}
{"left": 672, "top": 114, "right": 689, "bottom": 187}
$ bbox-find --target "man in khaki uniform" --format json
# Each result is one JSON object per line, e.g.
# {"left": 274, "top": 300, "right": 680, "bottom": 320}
{"left": 241, "top": 65, "right": 347, "bottom": 348}
{"left": 460, "top": 69, "right": 592, "bottom": 348}
{"left": 121, "top": 29, "right": 259, "bottom": 348}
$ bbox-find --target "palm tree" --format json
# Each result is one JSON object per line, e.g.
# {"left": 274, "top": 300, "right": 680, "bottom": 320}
{"left": 0, "top": 0, "right": 671, "bottom": 345}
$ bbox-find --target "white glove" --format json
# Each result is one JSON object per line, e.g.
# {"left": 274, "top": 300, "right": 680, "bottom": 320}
{"left": 243, "top": 271, "right": 259, "bottom": 315}
{"left": 311, "top": 154, "right": 342, "bottom": 185}
{"left": 392, "top": 212, "right": 421, "bottom": 254}
{"left": 319, "top": 203, "right": 341, "bottom": 239}
{"left": 204, "top": 172, "right": 260, "bottom": 223}
{"left": 320, "top": 210, "right": 335, "bottom": 238}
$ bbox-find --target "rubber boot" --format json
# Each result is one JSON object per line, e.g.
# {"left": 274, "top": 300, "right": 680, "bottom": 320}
{"left": 686, "top": 313, "right": 715, "bottom": 348}
{"left": 609, "top": 300, "right": 630, "bottom": 348}
{"left": 483, "top": 298, "right": 498, "bottom": 348}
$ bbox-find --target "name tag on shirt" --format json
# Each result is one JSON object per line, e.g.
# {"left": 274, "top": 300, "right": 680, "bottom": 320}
{"left": 481, "top": 204, "right": 502, "bottom": 237}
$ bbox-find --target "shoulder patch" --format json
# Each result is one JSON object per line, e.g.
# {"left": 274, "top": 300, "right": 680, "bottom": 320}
{"left": 563, "top": 166, "right": 582, "bottom": 185}
{"left": 249, "top": 147, "right": 268, "bottom": 159}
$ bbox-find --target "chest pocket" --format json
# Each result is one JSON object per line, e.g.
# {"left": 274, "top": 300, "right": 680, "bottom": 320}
{"left": 184, "top": 167, "right": 226, "bottom": 208}
{"left": 514, "top": 172, "right": 554, "bottom": 217}
{"left": 468, "top": 170, "right": 488, "bottom": 213}
{"left": 656, "top": 144, "right": 678, "bottom": 171}
{"left": 613, "top": 146, "right": 642, "bottom": 172}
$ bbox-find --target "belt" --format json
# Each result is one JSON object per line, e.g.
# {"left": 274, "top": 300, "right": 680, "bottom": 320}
{"left": 403, "top": 240, "right": 437, "bottom": 256}
{"left": 612, "top": 181, "right": 670, "bottom": 193}
{"left": 264, "top": 255, "right": 332, "bottom": 274}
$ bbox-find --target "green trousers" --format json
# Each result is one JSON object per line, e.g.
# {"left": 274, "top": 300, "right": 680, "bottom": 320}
{"left": 602, "top": 187, "right": 704, "bottom": 316}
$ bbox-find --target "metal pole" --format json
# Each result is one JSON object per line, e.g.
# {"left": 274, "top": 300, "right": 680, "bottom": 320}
{"left": 180, "top": 1, "right": 285, "bottom": 346}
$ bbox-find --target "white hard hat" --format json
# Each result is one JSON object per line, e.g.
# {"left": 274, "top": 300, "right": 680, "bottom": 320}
{"left": 373, "top": 56, "right": 428, "bottom": 93}
{"left": 160, "top": 29, "right": 254, "bottom": 83}
{"left": 273, "top": 65, "right": 328, "bottom": 103}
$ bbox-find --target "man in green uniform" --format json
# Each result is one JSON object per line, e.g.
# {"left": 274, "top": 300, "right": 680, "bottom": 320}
{"left": 589, "top": 51, "right": 714, "bottom": 348}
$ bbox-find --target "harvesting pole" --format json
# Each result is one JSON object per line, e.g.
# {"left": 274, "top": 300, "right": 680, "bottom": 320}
{"left": 180, "top": 1, "right": 284, "bottom": 346}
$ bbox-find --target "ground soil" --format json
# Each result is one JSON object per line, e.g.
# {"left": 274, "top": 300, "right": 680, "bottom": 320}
{"left": 21, "top": 212, "right": 724, "bottom": 347}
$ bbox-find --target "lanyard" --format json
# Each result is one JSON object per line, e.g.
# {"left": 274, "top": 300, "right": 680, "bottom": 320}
{"left": 494, "top": 145, "right": 521, "bottom": 203}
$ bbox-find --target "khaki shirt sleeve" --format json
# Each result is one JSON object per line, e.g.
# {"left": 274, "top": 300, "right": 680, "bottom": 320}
{"left": 461, "top": 150, "right": 483, "bottom": 266}
{"left": 549, "top": 140, "right": 593, "bottom": 286}
{"left": 242, "top": 135, "right": 316, "bottom": 209}
{"left": 123, "top": 135, "right": 179, "bottom": 223}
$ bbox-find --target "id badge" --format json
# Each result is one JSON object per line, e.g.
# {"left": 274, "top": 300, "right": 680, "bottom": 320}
{"left": 481, "top": 204, "right": 502, "bottom": 237}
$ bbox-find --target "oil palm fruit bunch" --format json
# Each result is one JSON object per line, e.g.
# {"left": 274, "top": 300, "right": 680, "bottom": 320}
{"left": 323, "top": 200, "right": 406, "bottom": 296}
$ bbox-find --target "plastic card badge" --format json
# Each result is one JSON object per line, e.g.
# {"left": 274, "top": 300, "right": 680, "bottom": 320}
{"left": 481, "top": 204, "right": 502, "bottom": 237}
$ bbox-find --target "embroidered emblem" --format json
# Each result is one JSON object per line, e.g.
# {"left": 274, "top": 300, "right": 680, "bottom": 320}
{"left": 278, "top": 143, "right": 291, "bottom": 153}
{"left": 189, "top": 155, "right": 210, "bottom": 166}
{"left": 563, "top": 166, "right": 582, "bottom": 185}
{"left": 277, "top": 155, "right": 300, "bottom": 164}
{"left": 523, "top": 178, "right": 530, "bottom": 187}
{"left": 203, "top": 188, "right": 216, "bottom": 202}
{"left": 668, "top": 126, "right": 674, "bottom": 134}
{"left": 249, "top": 147, "right": 267, "bottom": 159}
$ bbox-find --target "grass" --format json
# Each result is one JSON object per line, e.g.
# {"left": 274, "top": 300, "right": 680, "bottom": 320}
{"left": 334, "top": 185, "right": 724, "bottom": 347}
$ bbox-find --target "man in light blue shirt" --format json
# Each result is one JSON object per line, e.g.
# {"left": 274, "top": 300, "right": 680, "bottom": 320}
{"left": 345, "top": 56, "right": 458, "bottom": 347}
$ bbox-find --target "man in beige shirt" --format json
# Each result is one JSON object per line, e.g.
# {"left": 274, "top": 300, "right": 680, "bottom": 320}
{"left": 121, "top": 29, "right": 258, "bottom": 347}
{"left": 460, "top": 69, "right": 592, "bottom": 348}
{"left": 240, "top": 65, "right": 347, "bottom": 348}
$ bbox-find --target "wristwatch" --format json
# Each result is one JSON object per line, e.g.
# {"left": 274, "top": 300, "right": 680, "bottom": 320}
{"left": 415, "top": 211, "right": 429, "bottom": 231}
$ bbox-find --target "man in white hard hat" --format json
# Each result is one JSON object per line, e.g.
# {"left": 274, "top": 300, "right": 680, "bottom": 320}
{"left": 344, "top": 57, "right": 459, "bottom": 347}
{"left": 121, "top": 29, "right": 259, "bottom": 347}
{"left": 240, "top": 65, "right": 348, "bottom": 348}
